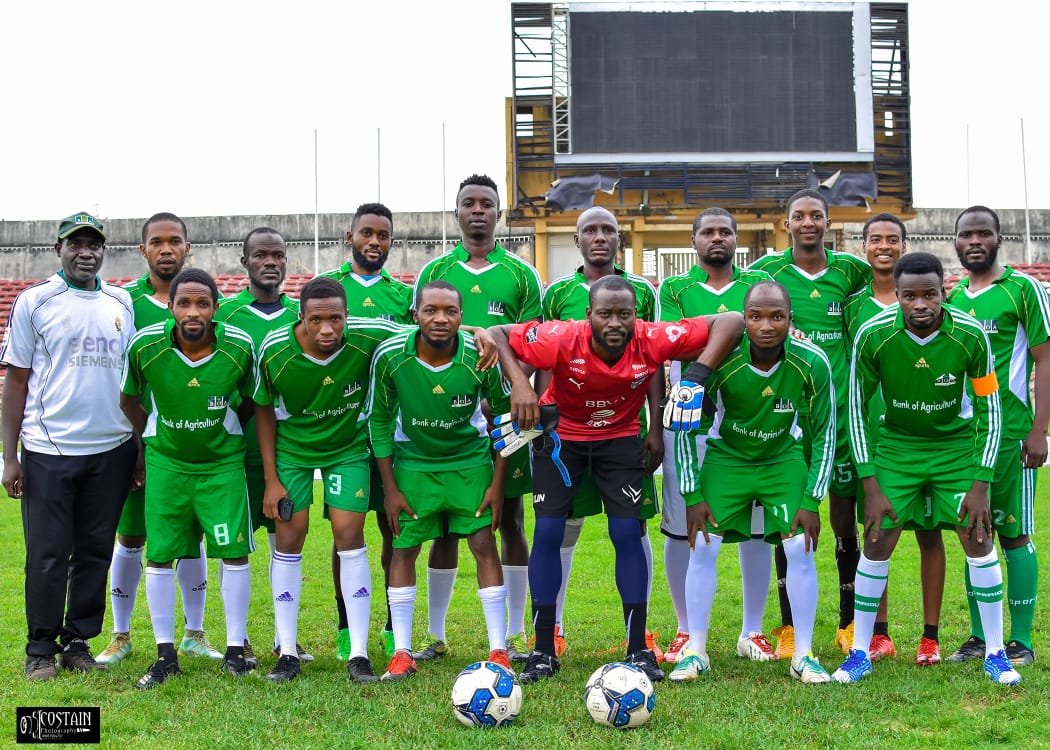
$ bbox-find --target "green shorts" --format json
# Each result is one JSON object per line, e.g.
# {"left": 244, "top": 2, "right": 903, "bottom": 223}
{"left": 116, "top": 487, "right": 146, "bottom": 537}
{"left": 873, "top": 439, "right": 975, "bottom": 531}
{"left": 689, "top": 458, "right": 806, "bottom": 544}
{"left": 281, "top": 457, "right": 371, "bottom": 514}
{"left": 502, "top": 448, "right": 532, "bottom": 498}
{"left": 991, "top": 440, "right": 1036, "bottom": 538}
{"left": 245, "top": 463, "right": 274, "bottom": 533}
{"left": 144, "top": 456, "right": 254, "bottom": 562}
{"left": 393, "top": 464, "right": 493, "bottom": 549}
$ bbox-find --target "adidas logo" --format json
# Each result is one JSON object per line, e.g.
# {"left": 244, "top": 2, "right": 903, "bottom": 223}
{"left": 432, "top": 384, "right": 445, "bottom": 394}
{"left": 351, "top": 586, "right": 369, "bottom": 599}
{"left": 471, "top": 285, "right": 482, "bottom": 293}
{"left": 1006, "top": 514, "right": 1017, "bottom": 524}
{"left": 761, "top": 386, "right": 774, "bottom": 397}
{"left": 111, "top": 587, "right": 128, "bottom": 599}
{"left": 355, "top": 489, "right": 365, "bottom": 498}
{"left": 275, "top": 591, "right": 294, "bottom": 602}
{"left": 323, "top": 376, "right": 334, "bottom": 385}
{"left": 187, "top": 377, "right": 200, "bottom": 387}
{"left": 969, "top": 308, "right": 976, "bottom": 316}
{"left": 192, "top": 582, "right": 207, "bottom": 592}
{"left": 915, "top": 357, "right": 929, "bottom": 369}
{"left": 363, "top": 297, "right": 375, "bottom": 307}
{"left": 809, "top": 289, "right": 821, "bottom": 298}
{"left": 717, "top": 303, "right": 728, "bottom": 313}
{"left": 512, "top": 468, "right": 523, "bottom": 479}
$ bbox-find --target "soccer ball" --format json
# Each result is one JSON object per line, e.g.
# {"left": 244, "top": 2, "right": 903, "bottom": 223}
{"left": 584, "top": 662, "right": 656, "bottom": 729}
{"left": 451, "top": 661, "right": 523, "bottom": 728}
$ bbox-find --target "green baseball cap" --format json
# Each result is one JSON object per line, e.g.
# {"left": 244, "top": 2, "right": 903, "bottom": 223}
{"left": 57, "top": 212, "right": 106, "bottom": 242}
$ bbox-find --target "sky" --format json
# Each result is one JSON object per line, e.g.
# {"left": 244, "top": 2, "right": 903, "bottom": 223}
{"left": 2, "top": 0, "right": 1047, "bottom": 222}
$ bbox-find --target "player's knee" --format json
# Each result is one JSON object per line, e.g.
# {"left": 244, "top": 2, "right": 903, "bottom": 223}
{"left": 998, "top": 532, "right": 1029, "bottom": 551}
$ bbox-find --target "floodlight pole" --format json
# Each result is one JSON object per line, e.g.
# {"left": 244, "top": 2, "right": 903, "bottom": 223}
{"left": 1021, "top": 118, "right": 1032, "bottom": 264}
{"left": 442, "top": 122, "right": 447, "bottom": 252}
{"left": 314, "top": 128, "right": 319, "bottom": 276}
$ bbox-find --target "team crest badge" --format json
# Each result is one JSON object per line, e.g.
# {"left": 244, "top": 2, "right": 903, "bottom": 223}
{"left": 207, "top": 396, "right": 229, "bottom": 410}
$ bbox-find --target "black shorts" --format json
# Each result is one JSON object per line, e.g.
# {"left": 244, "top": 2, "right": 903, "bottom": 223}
{"left": 531, "top": 434, "right": 646, "bottom": 519}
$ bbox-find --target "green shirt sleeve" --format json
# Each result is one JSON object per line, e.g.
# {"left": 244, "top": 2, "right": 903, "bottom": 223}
{"left": 848, "top": 330, "right": 880, "bottom": 479}
{"left": 969, "top": 329, "right": 1001, "bottom": 482}
{"left": 366, "top": 349, "right": 397, "bottom": 460}
{"left": 659, "top": 280, "right": 684, "bottom": 322}
{"left": 803, "top": 347, "right": 836, "bottom": 510}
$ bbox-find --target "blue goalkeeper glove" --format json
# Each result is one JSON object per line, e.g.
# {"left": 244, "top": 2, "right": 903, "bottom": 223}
{"left": 491, "top": 404, "right": 560, "bottom": 457}
{"left": 662, "top": 362, "right": 712, "bottom": 431}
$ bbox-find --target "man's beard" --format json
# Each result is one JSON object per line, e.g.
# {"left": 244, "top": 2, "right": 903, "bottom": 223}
{"left": 958, "top": 246, "right": 998, "bottom": 274}
{"left": 420, "top": 331, "right": 455, "bottom": 350}
{"left": 352, "top": 247, "right": 386, "bottom": 273}
{"left": 593, "top": 327, "right": 634, "bottom": 356}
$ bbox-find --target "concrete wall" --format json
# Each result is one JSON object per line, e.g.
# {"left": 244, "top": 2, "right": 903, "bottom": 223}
{"left": 0, "top": 212, "right": 536, "bottom": 280}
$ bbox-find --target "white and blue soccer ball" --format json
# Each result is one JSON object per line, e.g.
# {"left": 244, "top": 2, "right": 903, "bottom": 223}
{"left": 451, "top": 661, "right": 523, "bottom": 728}
{"left": 584, "top": 662, "right": 656, "bottom": 729}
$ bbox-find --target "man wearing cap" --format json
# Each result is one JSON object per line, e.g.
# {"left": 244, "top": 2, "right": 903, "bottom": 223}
{"left": 1, "top": 212, "right": 138, "bottom": 681}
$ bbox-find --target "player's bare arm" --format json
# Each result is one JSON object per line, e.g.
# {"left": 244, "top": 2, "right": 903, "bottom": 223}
{"left": 253, "top": 402, "right": 288, "bottom": 520}
{"left": 119, "top": 391, "right": 149, "bottom": 491}
{"left": 685, "top": 500, "right": 718, "bottom": 549}
{"left": 461, "top": 325, "right": 499, "bottom": 370}
{"left": 1023, "top": 340, "right": 1050, "bottom": 468}
{"left": 1, "top": 366, "right": 29, "bottom": 498}
{"left": 488, "top": 324, "right": 539, "bottom": 430}
{"left": 684, "top": 311, "right": 745, "bottom": 369}
{"left": 375, "top": 455, "right": 415, "bottom": 538}
{"left": 478, "top": 454, "right": 508, "bottom": 531}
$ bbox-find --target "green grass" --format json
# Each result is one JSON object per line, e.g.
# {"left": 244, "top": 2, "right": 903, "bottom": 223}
{"left": 0, "top": 475, "right": 1047, "bottom": 749}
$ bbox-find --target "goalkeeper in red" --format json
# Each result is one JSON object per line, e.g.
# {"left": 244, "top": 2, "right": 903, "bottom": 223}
{"left": 833, "top": 252, "right": 1022, "bottom": 685}
{"left": 489, "top": 275, "right": 743, "bottom": 684}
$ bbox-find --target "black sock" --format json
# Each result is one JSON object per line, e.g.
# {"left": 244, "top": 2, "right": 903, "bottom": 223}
{"left": 923, "top": 624, "right": 939, "bottom": 642}
{"left": 623, "top": 601, "right": 648, "bottom": 655}
{"left": 157, "top": 643, "right": 177, "bottom": 662}
{"left": 532, "top": 603, "right": 557, "bottom": 657}
{"left": 873, "top": 621, "right": 889, "bottom": 637}
{"left": 835, "top": 536, "right": 860, "bottom": 629}
{"left": 335, "top": 595, "right": 348, "bottom": 631}
{"left": 775, "top": 544, "right": 793, "bottom": 627}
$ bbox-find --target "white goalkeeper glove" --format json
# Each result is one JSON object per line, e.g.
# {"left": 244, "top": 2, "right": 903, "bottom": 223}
{"left": 662, "top": 362, "right": 712, "bottom": 432}
{"left": 491, "top": 404, "right": 560, "bottom": 457}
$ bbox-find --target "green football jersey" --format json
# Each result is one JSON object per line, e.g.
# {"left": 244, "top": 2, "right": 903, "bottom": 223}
{"left": 948, "top": 266, "right": 1050, "bottom": 440}
{"left": 215, "top": 289, "right": 300, "bottom": 465}
{"left": 123, "top": 274, "right": 171, "bottom": 328}
{"left": 686, "top": 334, "right": 834, "bottom": 509}
{"left": 843, "top": 285, "right": 897, "bottom": 438}
{"left": 849, "top": 304, "right": 1001, "bottom": 482}
{"left": 414, "top": 243, "right": 543, "bottom": 326}
{"left": 367, "top": 329, "right": 508, "bottom": 472}
{"left": 254, "top": 317, "right": 408, "bottom": 467}
{"left": 659, "top": 265, "right": 774, "bottom": 321}
{"left": 121, "top": 319, "right": 256, "bottom": 472}
{"left": 543, "top": 266, "right": 658, "bottom": 322}
{"left": 749, "top": 248, "right": 871, "bottom": 385}
{"left": 320, "top": 263, "right": 414, "bottom": 323}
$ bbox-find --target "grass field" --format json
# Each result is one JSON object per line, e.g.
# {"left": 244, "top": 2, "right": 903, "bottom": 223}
{"left": 0, "top": 474, "right": 1047, "bottom": 749}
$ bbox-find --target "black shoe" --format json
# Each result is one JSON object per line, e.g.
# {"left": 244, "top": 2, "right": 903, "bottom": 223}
{"left": 625, "top": 648, "right": 666, "bottom": 682}
{"left": 135, "top": 657, "right": 181, "bottom": 690}
{"left": 25, "top": 655, "right": 57, "bottom": 681}
{"left": 948, "top": 636, "right": 986, "bottom": 663}
{"left": 347, "top": 656, "right": 380, "bottom": 683}
{"left": 221, "top": 652, "right": 253, "bottom": 678}
{"left": 59, "top": 639, "right": 105, "bottom": 672}
{"left": 519, "top": 651, "right": 560, "bottom": 685}
{"left": 1005, "top": 640, "right": 1036, "bottom": 666}
{"left": 242, "top": 639, "right": 258, "bottom": 670}
{"left": 265, "top": 654, "right": 301, "bottom": 682}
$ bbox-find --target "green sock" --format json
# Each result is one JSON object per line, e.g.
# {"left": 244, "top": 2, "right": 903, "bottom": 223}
{"left": 1004, "top": 541, "right": 1038, "bottom": 649}
{"left": 964, "top": 561, "right": 984, "bottom": 641}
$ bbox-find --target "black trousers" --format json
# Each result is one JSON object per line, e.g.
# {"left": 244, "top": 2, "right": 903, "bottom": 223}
{"left": 21, "top": 439, "right": 136, "bottom": 657}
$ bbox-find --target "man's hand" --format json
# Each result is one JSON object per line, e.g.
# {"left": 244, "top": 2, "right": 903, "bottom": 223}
{"left": 263, "top": 480, "right": 290, "bottom": 521}
{"left": 130, "top": 454, "right": 146, "bottom": 492}
{"left": 862, "top": 481, "right": 897, "bottom": 544}
{"left": 643, "top": 429, "right": 663, "bottom": 474}
{"left": 789, "top": 508, "right": 821, "bottom": 553}
{"left": 663, "top": 380, "right": 705, "bottom": 431}
{"left": 958, "top": 482, "right": 992, "bottom": 544}
{"left": 1022, "top": 427, "right": 1048, "bottom": 469}
{"left": 492, "top": 404, "right": 559, "bottom": 457}
{"left": 477, "top": 486, "right": 504, "bottom": 531}
{"left": 685, "top": 501, "right": 718, "bottom": 549}
{"left": 471, "top": 328, "right": 499, "bottom": 370}
{"left": 2, "top": 458, "right": 23, "bottom": 499}
{"left": 385, "top": 487, "right": 416, "bottom": 538}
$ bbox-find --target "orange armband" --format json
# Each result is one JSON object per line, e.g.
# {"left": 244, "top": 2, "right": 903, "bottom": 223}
{"left": 972, "top": 371, "right": 999, "bottom": 397}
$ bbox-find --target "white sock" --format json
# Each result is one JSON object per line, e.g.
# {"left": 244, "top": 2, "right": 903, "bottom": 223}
{"left": 685, "top": 534, "right": 722, "bottom": 653}
{"left": 270, "top": 552, "right": 302, "bottom": 657}
{"left": 145, "top": 567, "right": 176, "bottom": 646}
{"left": 738, "top": 537, "right": 772, "bottom": 637}
{"left": 852, "top": 554, "right": 889, "bottom": 655}
{"left": 782, "top": 535, "right": 818, "bottom": 658}
{"left": 426, "top": 567, "right": 457, "bottom": 641}
{"left": 339, "top": 547, "right": 372, "bottom": 660}
{"left": 388, "top": 585, "right": 417, "bottom": 652}
{"left": 664, "top": 536, "right": 691, "bottom": 633}
{"left": 221, "top": 562, "right": 251, "bottom": 648}
{"left": 967, "top": 549, "right": 1006, "bottom": 654}
{"left": 176, "top": 543, "right": 208, "bottom": 632}
{"left": 556, "top": 518, "right": 584, "bottom": 629}
{"left": 642, "top": 530, "right": 654, "bottom": 604}
{"left": 503, "top": 565, "right": 528, "bottom": 637}
{"left": 478, "top": 585, "right": 508, "bottom": 652}
{"left": 110, "top": 543, "right": 143, "bottom": 633}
